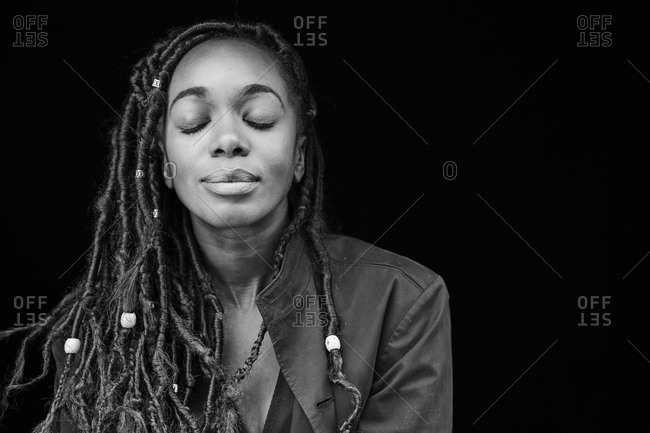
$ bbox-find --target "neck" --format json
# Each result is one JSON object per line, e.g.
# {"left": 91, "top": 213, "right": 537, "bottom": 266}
{"left": 190, "top": 203, "right": 291, "bottom": 310}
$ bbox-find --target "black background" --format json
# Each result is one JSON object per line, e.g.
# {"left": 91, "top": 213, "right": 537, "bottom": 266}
{"left": 2, "top": 0, "right": 649, "bottom": 432}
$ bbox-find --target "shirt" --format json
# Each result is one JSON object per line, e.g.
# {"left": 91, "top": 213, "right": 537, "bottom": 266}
{"left": 53, "top": 231, "right": 453, "bottom": 432}
{"left": 262, "top": 370, "right": 294, "bottom": 432}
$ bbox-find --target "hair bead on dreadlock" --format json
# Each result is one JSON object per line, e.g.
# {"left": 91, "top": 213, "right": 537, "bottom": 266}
{"left": 121, "top": 312, "right": 137, "bottom": 328}
{"left": 325, "top": 334, "right": 341, "bottom": 352}
{"left": 64, "top": 338, "right": 81, "bottom": 354}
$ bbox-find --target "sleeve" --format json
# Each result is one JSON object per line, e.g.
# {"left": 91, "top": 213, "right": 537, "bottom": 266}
{"left": 356, "top": 275, "right": 453, "bottom": 433}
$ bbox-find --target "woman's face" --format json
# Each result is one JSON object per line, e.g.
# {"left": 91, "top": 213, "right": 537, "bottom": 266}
{"left": 162, "top": 38, "right": 305, "bottom": 231}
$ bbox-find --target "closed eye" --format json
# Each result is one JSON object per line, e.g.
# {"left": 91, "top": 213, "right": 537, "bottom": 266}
{"left": 180, "top": 120, "right": 210, "bottom": 135}
{"left": 244, "top": 119, "right": 274, "bottom": 130}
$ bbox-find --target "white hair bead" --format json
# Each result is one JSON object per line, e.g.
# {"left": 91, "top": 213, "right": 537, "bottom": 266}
{"left": 64, "top": 338, "right": 81, "bottom": 354}
{"left": 172, "top": 383, "right": 178, "bottom": 393}
{"left": 121, "top": 312, "right": 137, "bottom": 328}
{"left": 325, "top": 335, "right": 341, "bottom": 352}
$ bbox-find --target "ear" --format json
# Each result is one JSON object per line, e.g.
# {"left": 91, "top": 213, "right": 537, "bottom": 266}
{"left": 294, "top": 135, "right": 306, "bottom": 183}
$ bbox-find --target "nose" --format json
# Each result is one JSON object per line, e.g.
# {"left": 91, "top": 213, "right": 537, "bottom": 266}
{"left": 208, "top": 116, "right": 250, "bottom": 158}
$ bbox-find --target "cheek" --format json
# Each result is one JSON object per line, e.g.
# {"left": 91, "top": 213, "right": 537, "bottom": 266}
{"left": 263, "top": 136, "right": 296, "bottom": 187}
{"left": 267, "top": 155, "right": 293, "bottom": 180}
{"left": 164, "top": 140, "right": 198, "bottom": 193}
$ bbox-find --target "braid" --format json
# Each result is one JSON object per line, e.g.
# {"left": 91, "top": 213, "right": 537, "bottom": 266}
{"left": 0, "top": 18, "right": 362, "bottom": 433}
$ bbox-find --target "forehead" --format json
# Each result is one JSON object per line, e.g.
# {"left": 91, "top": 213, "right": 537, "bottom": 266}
{"left": 168, "top": 38, "right": 287, "bottom": 102}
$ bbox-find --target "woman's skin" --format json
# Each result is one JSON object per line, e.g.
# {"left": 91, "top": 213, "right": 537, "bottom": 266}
{"left": 162, "top": 38, "right": 306, "bottom": 432}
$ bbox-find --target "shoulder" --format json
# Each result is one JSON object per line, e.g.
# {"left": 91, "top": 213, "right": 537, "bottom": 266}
{"left": 321, "top": 233, "right": 451, "bottom": 394}
{"left": 324, "top": 232, "right": 443, "bottom": 293}
{"left": 323, "top": 232, "right": 449, "bottom": 338}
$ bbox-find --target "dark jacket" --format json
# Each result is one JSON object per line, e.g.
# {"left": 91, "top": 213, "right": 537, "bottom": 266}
{"left": 53, "top": 232, "right": 453, "bottom": 432}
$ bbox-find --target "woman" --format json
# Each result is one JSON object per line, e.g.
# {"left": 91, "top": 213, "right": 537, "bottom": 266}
{"left": 0, "top": 19, "right": 452, "bottom": 433}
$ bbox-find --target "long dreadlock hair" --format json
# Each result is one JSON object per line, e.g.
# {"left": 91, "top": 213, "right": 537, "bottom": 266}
{"left": 0, "top": 19, "right": 363, "bottom": 433}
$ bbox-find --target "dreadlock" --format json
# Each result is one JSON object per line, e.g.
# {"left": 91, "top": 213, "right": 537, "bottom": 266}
{"left": 0, "top": 19, "right": 362, "bottom": 433}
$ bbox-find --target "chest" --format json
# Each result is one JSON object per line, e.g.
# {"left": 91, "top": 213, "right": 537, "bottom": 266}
{"left": 224, "top": 318, "right": 280, "bottom": 431}
{"left": 187, "top": 306, "right": 281, "bottom": 433}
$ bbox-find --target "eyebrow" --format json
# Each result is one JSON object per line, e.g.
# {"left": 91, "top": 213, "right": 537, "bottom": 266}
{"left": 169, "top": 86, "right": 208, "bottom": 110}
{"left": 169, "top": 83, "right": 285, "bottom": 111}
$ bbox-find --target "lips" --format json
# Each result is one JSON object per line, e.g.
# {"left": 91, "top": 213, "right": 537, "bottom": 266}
{"left": 202, "top": 168, "right": 260, "bottom": 183}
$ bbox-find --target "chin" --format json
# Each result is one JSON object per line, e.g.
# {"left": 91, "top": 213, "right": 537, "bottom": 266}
{"left": 198, "top": 206, "right": 264, "bottom": 230}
